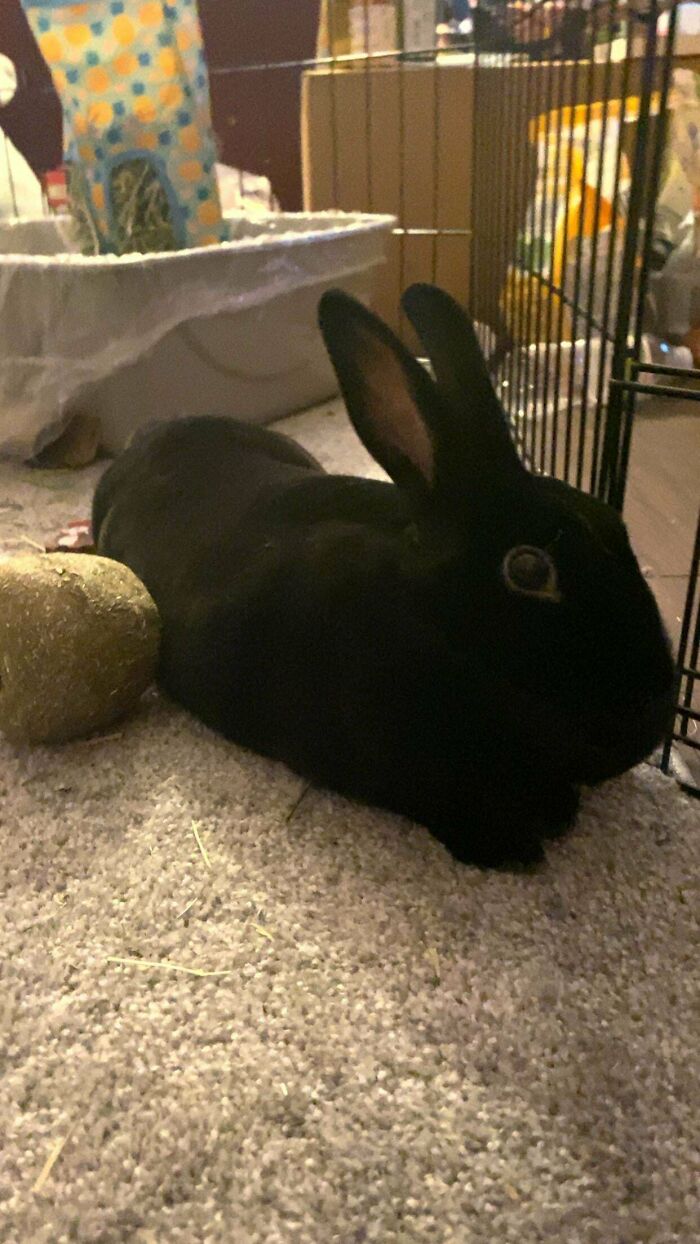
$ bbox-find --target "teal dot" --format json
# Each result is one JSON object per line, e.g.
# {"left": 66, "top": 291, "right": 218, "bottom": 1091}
{"left": 132, "top": 82, "right": 145, "bottom": 96}
{"left": 110, "top": 2, "right": 125, "bottom": 13}
{"left": 90, "top": 22, "right": 104, "bottom": 36}
{"left": 106, "top": 127, "right": 123, "bottom": 145}
{"left": 38, "top": 16, "right": 50, "bottom": 33}
{"left": 197, "top": 186, "right": 210, "bottom": 201}
{"left": 86, "top": 52, "right": 99, "bottom": 67}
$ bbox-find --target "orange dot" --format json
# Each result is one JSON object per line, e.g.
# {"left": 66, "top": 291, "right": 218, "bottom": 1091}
{"left": 87, "top": 101, "right": 114, "bottom": 127}
{"left": 159, "top": 82, "right": 183, "bottom": 108}
{"left": 158, "top": 48, "right": 178, "bottom": 78}
{"left": 79, "top": 143, "right": 95, "bottom": 163}
{"left": 139, "top": 132, "right": 158, "bottom": 150}
{"left": 199, "top": 234, "right": 220, "bottom": 248}
{"left": 198, "top": 200, "right": 221, "bottom": 227}
{"left": 68, "top": 5, "right": 90, "bottom": 15}
{"left": 39, "top": 33, "right": 63, "bottom": 64}
{"left": 139, "top": 2, "right": 163, "bottom": 25}
{"left": 92, "top": 183, "right": 105, "bottom": 210}
{"left": 113, "top": 14, "right": 136, "bottom": 46}
{"left": 179, "top": 160, "right": 203, "bottom": 183}
{"left": 73, "top": 113, "right": 89, "bottom": 135}
{"left": 65, "top": 23, "right": 91, "bottom": 47}
{"left": 53, "top": 69, "right": 68, "bottom": 93}
{"left": 85, "top": 66, "right": 110, "bottom": 94}
{"left": 133, "top": 97, "right": 157, "bottom": 124}
{"left": 176, "top": 27, "right": 192, "bottom": 52}
{"left": 179, "top": 125, "right": 200, "bottom": 154}
{"left": 114, "top": 52, "right": 138, "bottom": 77}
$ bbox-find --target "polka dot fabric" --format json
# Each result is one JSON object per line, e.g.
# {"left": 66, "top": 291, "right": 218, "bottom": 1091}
{"left": 23, "top": 1, "right": 226, "bottom": 251}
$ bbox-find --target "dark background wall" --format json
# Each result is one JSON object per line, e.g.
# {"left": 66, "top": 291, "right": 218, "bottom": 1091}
{"left": 0, "top": 0, "right": 320, "bottom": 209}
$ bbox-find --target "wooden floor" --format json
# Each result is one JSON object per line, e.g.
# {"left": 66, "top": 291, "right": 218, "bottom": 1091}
{"left": 624, "top": 395, "right": 700, "bottom": 787}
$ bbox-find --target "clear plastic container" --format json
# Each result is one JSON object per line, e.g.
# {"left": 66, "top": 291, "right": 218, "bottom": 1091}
{"left": 501, "top": 333, "right": 695, "bottom": 423}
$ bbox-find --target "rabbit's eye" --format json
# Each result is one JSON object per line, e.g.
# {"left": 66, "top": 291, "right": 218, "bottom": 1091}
{"left": 502, "top": 546, "right": 561, "bottom": 602}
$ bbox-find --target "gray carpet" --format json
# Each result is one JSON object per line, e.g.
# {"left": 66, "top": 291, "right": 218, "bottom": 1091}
{"left": 1, "top": 406, "right": 699, "bottom": 1244}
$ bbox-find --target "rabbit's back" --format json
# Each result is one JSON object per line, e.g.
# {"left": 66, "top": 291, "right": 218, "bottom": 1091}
{"left": 93, "top": 416, "right": 323, "bottom": 603}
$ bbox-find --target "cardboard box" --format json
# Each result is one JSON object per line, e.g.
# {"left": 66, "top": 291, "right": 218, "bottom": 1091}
{"left": 302, "top": 55, "right": 700, "bottom": 343}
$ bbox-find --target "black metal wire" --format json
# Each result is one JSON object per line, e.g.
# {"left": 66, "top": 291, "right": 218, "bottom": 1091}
{"left": 614, "top": 0, "right": 680, "bottom": 512}
{"left": 662, "top": 506, "right": 700, "bottom": 775}
{"left": 529, "top": 46, "right": 556, "bottom": 474}
{"left": 599, "top": 2, "right": 660, "bottom": 510}
{"left": 537, "top": 54, "right": 567, "bottom": 476}
{"left": 519, "top": 9, "right": 544, "bottom": 468}
{"left": 591, "top": 13, "right": 633, "bottom": 499}
{"left": 577, "top": 1, "right": 615, "bottom": 493}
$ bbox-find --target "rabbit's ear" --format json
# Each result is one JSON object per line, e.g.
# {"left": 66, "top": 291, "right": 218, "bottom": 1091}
{"left": 401, "top": 283, "right": 523, "bottom": 479}
{"left": 319, "top": 289, "right": 455, "bottom": 508}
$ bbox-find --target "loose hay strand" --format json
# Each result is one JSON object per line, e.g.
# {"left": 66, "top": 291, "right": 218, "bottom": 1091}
{"left": 107, "top": 956, "right": 232, "bottom": 978}
{"left": 75, "top": 732, "right": 124, "bottom": 747}
{"left": 33, "top": 1135, "right": 68, "bottom": 1193}
{"left": 191, "top": 820, "right": 211, "bottom": 869}
{"left": 286, "top": 781, "right": 312, "bottom": 823}
{"left": 176, "top": 897, "right": 198, "bottom": 920}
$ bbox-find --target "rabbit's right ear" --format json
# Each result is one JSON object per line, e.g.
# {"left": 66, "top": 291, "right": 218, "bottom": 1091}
{"left": 319, "top": 289, "right": 458, "bottom": 510}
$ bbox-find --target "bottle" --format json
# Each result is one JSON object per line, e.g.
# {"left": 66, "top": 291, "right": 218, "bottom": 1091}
{"left": 399, "top": 1, "right": 439, "bottom": 61}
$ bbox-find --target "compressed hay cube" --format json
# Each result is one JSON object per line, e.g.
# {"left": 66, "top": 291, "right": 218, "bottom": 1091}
{"left": 0, "top": 553, "right": 160, "bottom": 745}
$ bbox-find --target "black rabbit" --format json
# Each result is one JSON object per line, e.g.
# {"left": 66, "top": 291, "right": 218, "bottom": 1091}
{"left": 92, "top": 283, "right": 675, "bottom": 866}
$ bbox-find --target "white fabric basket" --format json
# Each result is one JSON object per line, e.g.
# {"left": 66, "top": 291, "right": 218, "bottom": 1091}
{"left": 0, "top": 210, "right": 394, "bottom": 457}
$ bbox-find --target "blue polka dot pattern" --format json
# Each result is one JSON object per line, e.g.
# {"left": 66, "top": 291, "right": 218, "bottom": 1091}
{"left": 24, "top": 0, "right": 227, "bottom": 251}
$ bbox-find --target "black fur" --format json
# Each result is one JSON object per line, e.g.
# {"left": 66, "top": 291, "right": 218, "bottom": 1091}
{"left": 93, "top": 284, "right": 675, "bottom": 866}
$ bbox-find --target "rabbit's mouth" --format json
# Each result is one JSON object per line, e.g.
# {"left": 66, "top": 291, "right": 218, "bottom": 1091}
{"left": 565, "top": 689, "right": 676, "bottom": 785}
{"left": 509, "top": 682, "right": 676, "bottom": 785}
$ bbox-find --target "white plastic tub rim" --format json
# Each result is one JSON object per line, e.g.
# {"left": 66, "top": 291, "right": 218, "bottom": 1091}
{"left": 0, "top": 210, "right": 395, "bottom": 458}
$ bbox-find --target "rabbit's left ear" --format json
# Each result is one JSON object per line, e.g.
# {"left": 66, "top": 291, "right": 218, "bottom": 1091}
{"left": 319, "top": 288, "right": 460, "bottom": 510}
{"left": 402, "top": 283, "right": 524, "bottom": 483}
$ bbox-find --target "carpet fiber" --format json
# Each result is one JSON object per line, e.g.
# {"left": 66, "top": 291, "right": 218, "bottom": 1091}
{"left": 1, "top": 406, "right": 699, "bottom": 1244}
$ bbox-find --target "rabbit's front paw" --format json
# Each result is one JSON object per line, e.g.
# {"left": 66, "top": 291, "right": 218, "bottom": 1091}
{"left": 534, "top": 783, "right": 581, "bottom": 840}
